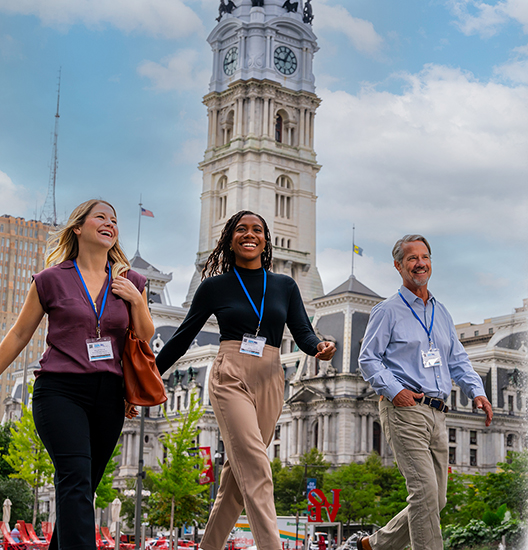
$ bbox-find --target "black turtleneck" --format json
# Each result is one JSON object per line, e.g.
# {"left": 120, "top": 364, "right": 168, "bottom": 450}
{"left": 156, "top": 267, "right": 321, "bottom": 375}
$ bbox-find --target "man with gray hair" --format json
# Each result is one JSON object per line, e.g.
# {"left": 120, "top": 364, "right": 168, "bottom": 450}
{"left": 357, "top": 235, "right": 492, "bottom": 550}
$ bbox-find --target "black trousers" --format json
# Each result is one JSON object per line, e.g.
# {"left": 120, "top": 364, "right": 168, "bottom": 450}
{"left": 33, "top": 372, "right": 125, "bottom": 550}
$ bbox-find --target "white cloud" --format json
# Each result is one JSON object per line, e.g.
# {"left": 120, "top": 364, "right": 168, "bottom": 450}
{"left": 447, "top": 0, "right": 528, "bottom": 37}
{"left": 314, "top": 0, "right": 383, "bottom": 55}
{"left": 495, "top": 44, "right": 528, "bottom": 83}
{"left": 0, "top": 0, "right": 204, "bottom": 39}
{"left": 315, "top": 64, "right": 528, "bottom": 249}
{"left": 0, "top": 171, "right": 31, "bottom": 215}
{"left": 138, "top": 49, "right": 210, "bottom": 91}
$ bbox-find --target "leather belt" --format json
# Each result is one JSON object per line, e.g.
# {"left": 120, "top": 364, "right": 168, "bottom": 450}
{"left": 416, "top": 395, "right": 449, "bottom": 413}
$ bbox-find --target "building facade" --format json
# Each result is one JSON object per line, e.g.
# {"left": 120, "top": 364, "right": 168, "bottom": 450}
{"left": 0, "top": 215, "right": 50, "bottom": 420}
{"left": 112, "top": 0, "right": 527, "bottom": 487}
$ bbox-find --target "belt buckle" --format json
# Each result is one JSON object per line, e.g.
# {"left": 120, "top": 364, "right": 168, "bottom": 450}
{"left": 432, "top": 397, "right": 447, "bottom": 413}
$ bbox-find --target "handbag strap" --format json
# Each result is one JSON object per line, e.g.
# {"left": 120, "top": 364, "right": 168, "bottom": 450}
{"left": 123, "top": 271, "right": 136, "bottom": 335}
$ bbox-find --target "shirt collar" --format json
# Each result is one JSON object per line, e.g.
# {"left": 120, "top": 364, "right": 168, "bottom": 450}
{"left": 399, "top": 284, "right": 435, "bottom": 305}
{"left": 59, "top": 259, "right": 111, "bottom": 273}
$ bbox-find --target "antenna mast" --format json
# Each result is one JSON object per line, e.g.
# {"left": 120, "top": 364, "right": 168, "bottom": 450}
{"left": 41, "top": 68, "right": 61, "bottom": 226}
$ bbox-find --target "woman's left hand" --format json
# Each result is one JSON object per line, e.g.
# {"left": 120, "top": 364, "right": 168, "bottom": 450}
{"left": 125, "top": 401, "right": 139, "bottom": 419}
{"left": 315, "top": 341, "right": 336, "bottom": 361}
{"left": 112, "top": 275, "right": 142, "bottom": 305}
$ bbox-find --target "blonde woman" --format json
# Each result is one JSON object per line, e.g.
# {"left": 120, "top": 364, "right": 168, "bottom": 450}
{"left": 0, "top": 200, "right": 154, "bottom": 550}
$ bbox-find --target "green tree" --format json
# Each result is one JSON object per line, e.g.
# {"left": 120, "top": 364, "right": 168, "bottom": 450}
{"left": 0, "top": 422, "right": 15, "bottom": 478}
{"left": 324, "top": 461, "right": 379, "bottom": 525}
{"left": 362, "top": 453, "right": 406, "bottom": 524}
{"left": 118, "top": 476, "right": 156, "bottom": 530}
{"left": 441, "top": 450, "right": 528, "bottom": 528}
{"left": 272, "top": 448, "right": 330, "bottom": 516}
{"left": 6, "top": 394, "right": 54, "bottom": 524}
{"left": 95, "top": 444, "right": 122, "bottom": 511}
{"left": 146, "top": 394, "right": 209, "bottom": 547}
{"left": 0, "top": 477, "right": 34, "bottom": 524}
{"left": 482, "top": 451, "right": 528, "bottom": 519}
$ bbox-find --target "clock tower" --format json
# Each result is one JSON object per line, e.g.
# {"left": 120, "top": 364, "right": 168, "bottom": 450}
{"left": 185, "top": 0, "right": 323, "bottom": 305}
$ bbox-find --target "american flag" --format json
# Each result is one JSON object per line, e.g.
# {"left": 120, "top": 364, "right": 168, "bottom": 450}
{"left": 141, "top": 207, "right": 154, "bottom": 218}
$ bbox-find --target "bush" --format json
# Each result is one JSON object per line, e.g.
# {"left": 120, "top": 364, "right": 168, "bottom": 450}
{"left": 443, "top": 516, "right": 526, "bottom": 549}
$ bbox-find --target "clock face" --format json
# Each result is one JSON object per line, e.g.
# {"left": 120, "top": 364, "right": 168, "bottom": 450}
{"left": 274, "top": 46, "right": 297, "bottom": 76}
{"left": 223, "top": 47, "right": 238, "bottom": 76}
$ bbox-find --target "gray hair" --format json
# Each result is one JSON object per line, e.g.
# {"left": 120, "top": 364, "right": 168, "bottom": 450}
{"left": 392, "top": 235, "right": 432, "bottom": 263}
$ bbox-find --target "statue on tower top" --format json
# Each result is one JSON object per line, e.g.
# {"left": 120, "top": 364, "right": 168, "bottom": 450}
{"left": 303, "top": 0, "right": 314, "bottom": 24}
{"left": 216, "top": 0, "right": 237, "bottom": 22}
{"left": 282, "top": 0, "right": 298, "bottom": 12}
{"left": 251, "top": 0, "right": 264, "bottom": 6}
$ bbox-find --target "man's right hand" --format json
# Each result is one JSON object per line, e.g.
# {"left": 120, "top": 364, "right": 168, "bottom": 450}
{"left": 392, "top": 389, "right": 424, "bottom": 407}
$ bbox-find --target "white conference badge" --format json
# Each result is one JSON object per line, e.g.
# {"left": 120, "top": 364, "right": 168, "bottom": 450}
{"left": 421, "top": 347, "right": 442, "bottom": 368}
{"left": 86, "top": 337, "right": 114, "bottom": 361}
{"left": 240, "top": 334, "right": 267, "bottom": 357}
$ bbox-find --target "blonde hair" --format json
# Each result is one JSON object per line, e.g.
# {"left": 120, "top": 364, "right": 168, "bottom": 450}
{"left": 46, "top": 199, "right": 130, "bottom": 279}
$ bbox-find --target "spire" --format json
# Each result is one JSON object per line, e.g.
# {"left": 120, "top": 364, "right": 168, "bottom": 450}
{"left": 41, "top": 68, "right": 61, "bottom": 226}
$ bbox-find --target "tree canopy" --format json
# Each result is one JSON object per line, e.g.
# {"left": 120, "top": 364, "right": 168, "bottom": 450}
{"left": 146, "top": 394, "right": 209, "bottom": 532}
{"left": 5, "top": 391, "right": 54, "bottom": 524}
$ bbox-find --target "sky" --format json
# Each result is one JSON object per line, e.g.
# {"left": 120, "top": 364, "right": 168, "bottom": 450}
{"left": 1, "top": 0, "right": 527, "bottom": 324}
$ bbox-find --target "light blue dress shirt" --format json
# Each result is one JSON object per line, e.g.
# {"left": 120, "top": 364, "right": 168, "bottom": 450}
{"left": 359, "top": 285, "right": 487, "bottom": 402}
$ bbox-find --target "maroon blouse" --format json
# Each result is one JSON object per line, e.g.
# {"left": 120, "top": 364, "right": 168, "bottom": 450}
{"left": 33, "top": 260, "right": 146, "bottom": 376}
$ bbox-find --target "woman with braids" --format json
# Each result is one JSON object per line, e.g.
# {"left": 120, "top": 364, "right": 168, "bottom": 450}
{"left": 0, "top": 200, "right": 154, "bottom": 550}
{"left": 156, "top": 211, "right": 336, "bottom": 550}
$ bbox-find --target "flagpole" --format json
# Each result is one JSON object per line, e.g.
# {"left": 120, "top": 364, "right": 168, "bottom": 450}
{"left": 136, "top": 195, "right": 142, "bottom": 255}
{"left": 351, "top": 224, "right": 355, "bottom": 279}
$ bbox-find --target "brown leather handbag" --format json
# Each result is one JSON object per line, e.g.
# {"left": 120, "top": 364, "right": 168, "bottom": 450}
{"left": 122, "top": 293, "right": 167, "bottom": 407}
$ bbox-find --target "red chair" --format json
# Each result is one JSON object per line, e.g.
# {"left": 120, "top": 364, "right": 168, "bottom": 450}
{"left": 0, "top": 522, "right": 27, "bottom": 550}
{"left": 40, "top": 524, "right": 52, "bottom": 546}
{"left": 25, "top": 525, "right": 47, "bottom": 549}
{"left": 16, "top": 522, "right": 46, "bottom": 549}
{"left": 95, "top": 526, "right": 106, "bottom": 550}
{"left": 100, "top": 527, "right": 134, "bottom": 550}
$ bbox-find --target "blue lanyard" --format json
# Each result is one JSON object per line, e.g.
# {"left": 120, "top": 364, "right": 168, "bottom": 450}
{"left": 233, "top": 267, "right": 267, "bottom": 336}
{"left": 398, "top": 290, "right": 435, "bottom": 348}
{"left": 74, "top": 259, "right": 111, "bottom": 338}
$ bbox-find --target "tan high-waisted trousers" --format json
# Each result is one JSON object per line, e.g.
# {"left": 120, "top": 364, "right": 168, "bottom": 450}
{"left": 200, "top": 341, "right": 284, "bottom": 550}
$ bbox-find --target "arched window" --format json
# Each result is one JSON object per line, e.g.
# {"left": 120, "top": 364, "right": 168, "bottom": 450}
{"left": 275, "top": 114, "right": 283, "bottom": 142}
{"left": 275, "top": 175, "right": 293, "bottom": 219}
{"left": 224, "top": 110, "right": 234, "bottom": 144}
{"left": 217, "top": 176, "right": 228, "bottom": 220}
{"left": 373, "top": 421, "right": 381, "bottom": 455}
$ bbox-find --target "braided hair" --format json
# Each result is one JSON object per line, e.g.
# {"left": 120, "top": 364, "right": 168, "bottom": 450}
{"left": 202, "top": 210, "right": 273, "bottom": 279}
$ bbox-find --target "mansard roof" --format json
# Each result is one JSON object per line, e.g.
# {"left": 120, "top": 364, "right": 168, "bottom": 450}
{"left": 325, "top": 275, "right": 381, "bottom": 299}
{"left": 130, "top": 252, "right": 161, "bottom": 273}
